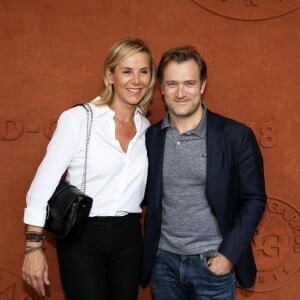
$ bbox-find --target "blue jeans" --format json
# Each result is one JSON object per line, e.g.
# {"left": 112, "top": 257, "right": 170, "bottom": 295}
{"left": 151, "top": 249, "right": 236, "bottom": 300}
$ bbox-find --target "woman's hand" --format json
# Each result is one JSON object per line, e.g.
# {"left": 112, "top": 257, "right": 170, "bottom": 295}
{"left": 22, "top": 226, "right": 50, "bottom": 296}
{"left": 22, "top": 247, "right": 50, "bottom": 297}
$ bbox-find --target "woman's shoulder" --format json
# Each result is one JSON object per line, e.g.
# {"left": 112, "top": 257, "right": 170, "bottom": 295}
{"left": 61, "top": 102, "right": 96, "bottom": 119}
{"left": 55, "top": 104, "right": 90, "bottom": 133}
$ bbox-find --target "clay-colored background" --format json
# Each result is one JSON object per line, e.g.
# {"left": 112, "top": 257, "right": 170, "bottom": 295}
{"left": 0, "top": 0, "right": 299, "bottom": 299}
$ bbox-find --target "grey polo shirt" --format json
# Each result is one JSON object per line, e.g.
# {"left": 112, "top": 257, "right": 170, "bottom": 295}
{"left": 158, "top": 102, "right": 222, "bottom": 255}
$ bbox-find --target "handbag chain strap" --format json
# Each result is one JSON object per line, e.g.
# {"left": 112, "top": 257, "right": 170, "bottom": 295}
{"left": 80, "top": 103, "right": 93, "bottom": 193}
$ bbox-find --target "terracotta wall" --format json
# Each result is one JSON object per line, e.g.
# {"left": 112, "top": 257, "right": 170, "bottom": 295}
{"left": 0, "top": 0, "right": 299, "bottom": 299}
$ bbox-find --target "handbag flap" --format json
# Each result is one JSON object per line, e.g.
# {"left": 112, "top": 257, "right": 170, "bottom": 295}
{"left": 47, "top": 182, "right": 92, "bottom": 219}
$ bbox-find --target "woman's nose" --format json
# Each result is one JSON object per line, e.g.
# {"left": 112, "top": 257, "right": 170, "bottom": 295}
{"left": 131, "top": 73, "right": 140, "bottom": 85}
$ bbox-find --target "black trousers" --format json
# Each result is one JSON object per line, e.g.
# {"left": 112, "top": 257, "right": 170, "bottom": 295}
{"left": 56, "top": 214, "right": 143, "bottom": 300}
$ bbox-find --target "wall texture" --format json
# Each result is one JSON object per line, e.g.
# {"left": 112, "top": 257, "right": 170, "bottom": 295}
{"left": 0, "top": 0, "right": 299, "bottom": 299}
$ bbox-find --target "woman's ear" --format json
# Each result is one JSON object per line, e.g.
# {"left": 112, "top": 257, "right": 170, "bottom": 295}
{"left": 105, "top": 67, "right": 113, "bottom": 84}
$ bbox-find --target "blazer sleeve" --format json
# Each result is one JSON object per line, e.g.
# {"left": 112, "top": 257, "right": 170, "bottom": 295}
{"left": 218, "top": 127, "right": 267, "bottom": 265}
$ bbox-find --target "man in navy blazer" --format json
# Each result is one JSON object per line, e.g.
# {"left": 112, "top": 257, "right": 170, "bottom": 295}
{"left": 141, "top": 46, "right": 267, "bottom": 299}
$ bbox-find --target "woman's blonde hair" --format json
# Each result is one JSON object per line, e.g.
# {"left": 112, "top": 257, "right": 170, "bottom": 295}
{"left": 93, "top": 38, "right": 156, "bottom": 114}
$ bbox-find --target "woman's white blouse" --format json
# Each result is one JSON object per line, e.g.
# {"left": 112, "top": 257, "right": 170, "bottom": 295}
{"left": 24, "top": 100, "right": 150, "bottom": 227}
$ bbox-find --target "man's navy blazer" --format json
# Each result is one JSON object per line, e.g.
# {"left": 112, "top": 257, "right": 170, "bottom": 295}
{"left": 141, "top": 109, "right": 267, "bottom": 288}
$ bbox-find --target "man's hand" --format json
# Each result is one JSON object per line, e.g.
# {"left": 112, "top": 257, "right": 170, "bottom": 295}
{"left": 208, "top": 252, "right": 233, "bottom": 275}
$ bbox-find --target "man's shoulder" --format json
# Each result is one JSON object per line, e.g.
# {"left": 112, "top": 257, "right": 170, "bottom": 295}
{"left": 146, "top": 120, "right": 164, "bottom": 134}
{"left": 207, "top": 110, "right": 258, "bottom": 151}
{"left": 207, "top": 110, "right": 250, "bottom": 132}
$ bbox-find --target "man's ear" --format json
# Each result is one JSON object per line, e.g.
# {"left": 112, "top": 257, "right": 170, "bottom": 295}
{"left": 200, "top": 80, "right": 207, "bottom": 94}
{"left": 161, "top": 83, "right": 165, "bottom": 95}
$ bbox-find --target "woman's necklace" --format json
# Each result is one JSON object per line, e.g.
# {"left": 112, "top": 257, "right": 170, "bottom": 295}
{"left": 114, "top": 115, "right": 134, "bottom": 128}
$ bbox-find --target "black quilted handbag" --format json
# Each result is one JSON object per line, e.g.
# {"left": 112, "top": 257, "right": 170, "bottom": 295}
{"left": 44, "top": 104, "right": 93, "bottom": 239}
{"left": 45, "top": 181, "right": 93, "bottom": 239}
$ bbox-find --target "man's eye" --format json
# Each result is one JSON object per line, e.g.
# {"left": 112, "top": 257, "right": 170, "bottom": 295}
{"left": 166, "top": 82, "right": 176, "bottom": 87}
{"left": 186, "top": 82, "right": 196, "bottom": 87}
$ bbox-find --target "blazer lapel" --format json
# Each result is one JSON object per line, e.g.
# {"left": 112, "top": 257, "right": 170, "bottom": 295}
{"left": 206, "top": 110, "right": 225, "bottom": 179}
{"left": 148, "top": 123, "right": 166, "bottom": 209}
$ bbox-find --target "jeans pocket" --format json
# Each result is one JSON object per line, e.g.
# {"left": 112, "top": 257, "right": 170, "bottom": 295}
{"left": 204, "top": 263, "right": 234, "bottom": 278}
{"left": 201, "top": 254, "right": 234, "bottom": 278}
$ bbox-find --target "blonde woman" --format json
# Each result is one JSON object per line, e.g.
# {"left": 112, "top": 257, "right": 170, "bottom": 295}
{"left": 22, "top": 38, "right": 156, "bottom": 300}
